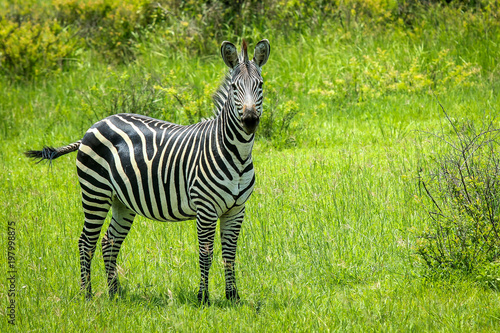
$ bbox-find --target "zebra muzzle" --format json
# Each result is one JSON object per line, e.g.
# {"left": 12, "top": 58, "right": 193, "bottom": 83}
{"left": 241, "top": 105, "right": 260, "bottom": 134}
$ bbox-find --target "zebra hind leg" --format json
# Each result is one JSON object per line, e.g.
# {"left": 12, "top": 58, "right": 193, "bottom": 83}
{"left": 102, "top": 198, "right": 136, "bottom": 299}
{"left": 79, "top": 194, "right": 112, "bottom": 300}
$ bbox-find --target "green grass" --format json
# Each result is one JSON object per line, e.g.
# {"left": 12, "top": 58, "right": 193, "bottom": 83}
{"left": 2, "top": 144, "right": 500, "bottom": 331}
{"left": 2, "top": 3, "right": 500, "bottom": 331}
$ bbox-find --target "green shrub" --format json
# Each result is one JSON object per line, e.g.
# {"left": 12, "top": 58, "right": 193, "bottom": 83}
{"left": 307, "top": 47, "right": 481, "bottom": 103}
{"left": 414, "top": 105, "right": 500, "bottom": 286}
{"left": 259, "top": 98, "right": 300, "bottom": 148}
{"left": 79, "top": 69, "right": 216, "bottom": 125}
{"left": 54, "top": 0, "right": 168, "bottom": 62}
{"left": 79, "top": 71, "right": 168, "bottom": 123}
{"left": 0, "top": 18, "right": 80, "bottom": 80}
{"left": 476, "top": 260, "right": 500, "bottom": 290}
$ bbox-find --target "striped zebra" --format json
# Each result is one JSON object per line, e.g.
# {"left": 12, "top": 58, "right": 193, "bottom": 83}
{"left": 25, "top": 39, "right": 271, "bottom": 304}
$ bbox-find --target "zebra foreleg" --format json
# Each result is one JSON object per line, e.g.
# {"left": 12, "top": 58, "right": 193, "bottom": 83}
{"left": 220, "top": 207, "right": 245, "bottom": 302}
{"left": 102, "top": 198, "right": 136, "bottom": 299}
{"left": 196, "top": 209, "right": 218, "bottom": 305}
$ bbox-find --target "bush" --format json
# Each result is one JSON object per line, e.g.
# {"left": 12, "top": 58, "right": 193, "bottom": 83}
{"left": 0, "top": 18, "right": 80, "bottom": 80}
{"left": 414, "top": 103, "right": 500, "bottom": 287}
{"left": 259, "top": 98, "right": 300, "bottom": 148}
{"left": 79, "top": 69, "right": 216, "bottom": 125}
{"left": 54, "top": 0, "right": 168, "bottom": 62}
{"left": 0, "top": 0, "right": 168, "bottom": 79}
{"left": 79, "top": 71, "right": 168, "bottom": 123}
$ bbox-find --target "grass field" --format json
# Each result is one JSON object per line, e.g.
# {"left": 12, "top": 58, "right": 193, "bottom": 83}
{"left": 1, "top": 1, "right": 500, "bottom": 331}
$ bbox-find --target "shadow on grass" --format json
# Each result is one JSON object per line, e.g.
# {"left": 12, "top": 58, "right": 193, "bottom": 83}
{"left": 111, "top": 285, "right": 250, "bottom": 309}
{"left": 69, "top": 283, "right": 266, "bottom": 313}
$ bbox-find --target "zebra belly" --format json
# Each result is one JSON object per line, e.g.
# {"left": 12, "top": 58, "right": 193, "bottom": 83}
{"left": 188, "top": 170, "right": 255, "bottom": 218}
{"left": 118, "top": 189, "right": 198, "bottom": 222}
{"left": 109, "top": 167, "right": 198, "bottom": 222}
{"left": 112, "top": 171, "right": 252, "bottom": 222}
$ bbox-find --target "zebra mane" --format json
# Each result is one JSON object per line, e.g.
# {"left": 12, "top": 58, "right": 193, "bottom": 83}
{"left": 210, "top": 72, "right": 232, "bottom": 119}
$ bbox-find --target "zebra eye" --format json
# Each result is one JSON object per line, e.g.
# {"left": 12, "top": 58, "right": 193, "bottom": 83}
{"left": 258, "top": 81, "right": 263, "bottom": 89}
{"left": 231, "top": 83, "right": 237, "bottom": 91}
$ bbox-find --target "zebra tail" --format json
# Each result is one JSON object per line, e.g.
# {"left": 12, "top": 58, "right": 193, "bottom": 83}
{"left": 25, "top": 140, "right": 82, "bottom": 164}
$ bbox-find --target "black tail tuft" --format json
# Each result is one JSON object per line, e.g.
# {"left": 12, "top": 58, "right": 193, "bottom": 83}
{"left": 25, "top": 140, "right": 82, "bottom": 164}
{"left": 24, "top": 146, "right": 60, "bottom": 164}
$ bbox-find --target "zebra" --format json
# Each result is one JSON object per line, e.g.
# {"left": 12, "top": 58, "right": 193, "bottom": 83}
{"left": 25, "top": 39, "right": 271, "bottom": 304}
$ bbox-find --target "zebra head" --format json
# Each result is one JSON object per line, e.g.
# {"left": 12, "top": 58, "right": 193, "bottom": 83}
{"left": 221, "top": 39, "right": 271, "bottom": 135}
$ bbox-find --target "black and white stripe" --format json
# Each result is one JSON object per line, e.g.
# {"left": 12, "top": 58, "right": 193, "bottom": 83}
{"left": 25, "top": 39, "right": 271, "bottom": 304}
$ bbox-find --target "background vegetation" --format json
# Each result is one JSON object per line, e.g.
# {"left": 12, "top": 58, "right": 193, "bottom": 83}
{"left": 1, "top": 0, "right": 500, "bottom": 331}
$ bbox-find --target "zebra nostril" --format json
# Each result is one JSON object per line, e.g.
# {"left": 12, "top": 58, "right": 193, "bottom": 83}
{"left": 241, "top": 107, "right": 260, "bottom": 134}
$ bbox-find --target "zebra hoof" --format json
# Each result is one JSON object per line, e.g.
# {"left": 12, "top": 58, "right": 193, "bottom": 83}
{"left": 108, "top": 281, "right": 121, "bottom": 300}
{"left": 83, "top": 287, "right": 93, "bottom": 301}
{"left": 109, "top": 290, "right": 120, "bottom": 300}
{"left": 226, "top": 289, "right": 240, "bottom": 302}
{"left": 197, "top": 290, "right": 210, "bottom": 306}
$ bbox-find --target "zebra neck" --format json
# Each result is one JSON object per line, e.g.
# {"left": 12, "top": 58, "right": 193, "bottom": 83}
{"left": 217, "top": 104, "right": 255, "bottom": 164}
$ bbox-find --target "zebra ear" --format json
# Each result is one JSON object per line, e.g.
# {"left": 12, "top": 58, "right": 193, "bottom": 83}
{"left": 221, "top": 41, "right": 239, "bottom": 69}
{"left": 253, "top": 39, "right": 270, "bottom": 68}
